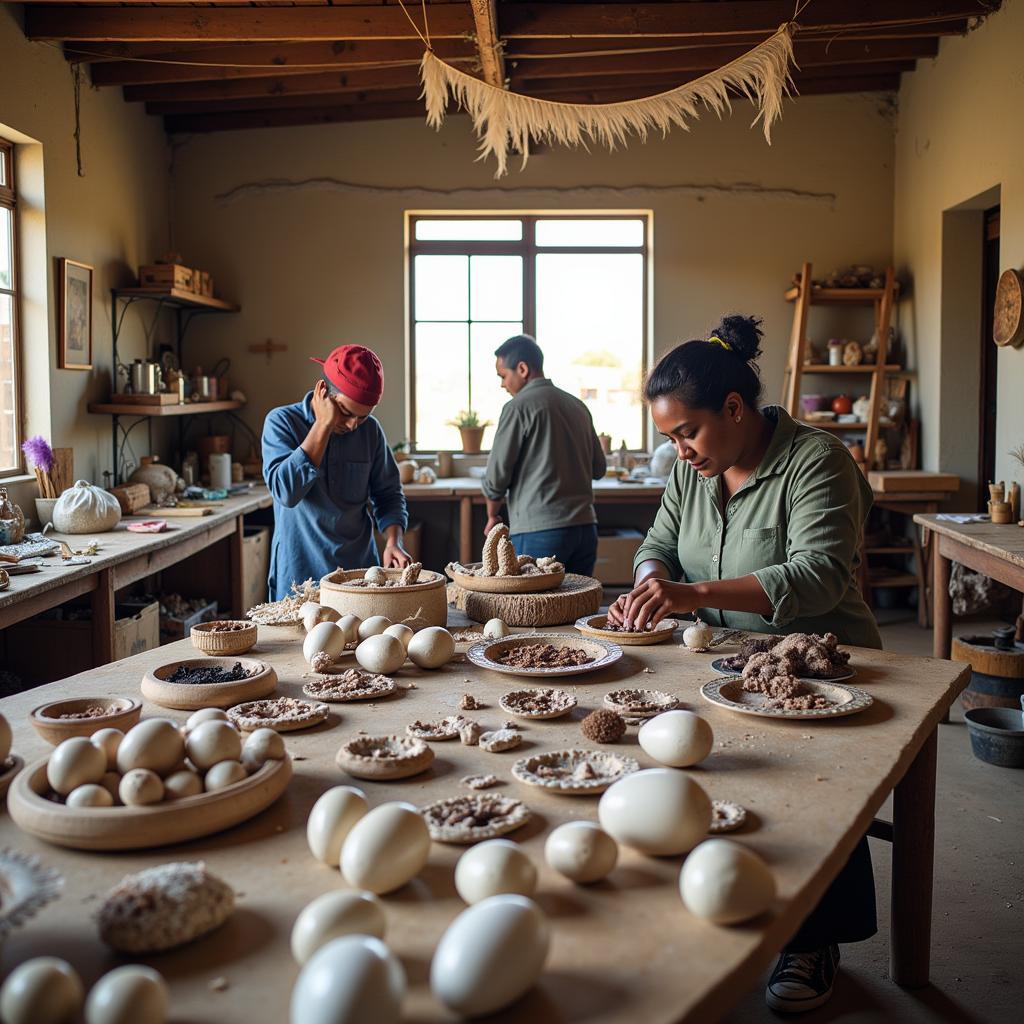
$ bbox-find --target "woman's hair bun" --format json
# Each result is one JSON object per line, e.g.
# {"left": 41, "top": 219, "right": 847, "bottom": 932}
{"left": 712, "top": 315, "right": 763, "bottom": 363}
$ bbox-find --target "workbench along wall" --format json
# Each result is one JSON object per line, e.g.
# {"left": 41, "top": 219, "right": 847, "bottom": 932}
{"left": 894, "top": 0, "right": 1024, "bottom": 497}
{"left": 171, "top": 91, "right": 896, "bottom": 452}
{"left": 0, "top": 5, "right": 171, "bottom": 510}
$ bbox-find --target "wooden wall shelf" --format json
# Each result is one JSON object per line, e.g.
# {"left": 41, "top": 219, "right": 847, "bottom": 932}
{"left": 88, "top": 400, "right": 243, "bottom": 417}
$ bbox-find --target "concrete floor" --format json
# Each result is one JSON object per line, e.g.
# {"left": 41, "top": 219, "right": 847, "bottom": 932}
{"left": 724, "top": 612, "right": 1023, "bottom": 1024}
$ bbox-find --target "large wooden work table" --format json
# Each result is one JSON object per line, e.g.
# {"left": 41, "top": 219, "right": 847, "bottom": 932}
{"left": 0, "top": 488, "right": 272, "bottom": 661}
{"left": 0, "top": 620, "right": 968, "bottom": 1022}
{"left": 915, "top": 514, "right": 1024, "bottom": 659}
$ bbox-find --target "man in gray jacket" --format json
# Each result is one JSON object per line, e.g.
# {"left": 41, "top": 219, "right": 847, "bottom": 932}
{"left": 483, "top": 335, "right": 606, "bottom": 574}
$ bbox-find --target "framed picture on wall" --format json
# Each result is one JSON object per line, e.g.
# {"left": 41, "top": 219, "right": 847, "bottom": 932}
{"left": 57, "top": 257, "right": 93, "bottom": 370}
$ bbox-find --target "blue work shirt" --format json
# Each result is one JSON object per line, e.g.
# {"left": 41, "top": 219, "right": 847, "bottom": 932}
{"left": 262, "top": 392, "right": 408, "bottom": 600}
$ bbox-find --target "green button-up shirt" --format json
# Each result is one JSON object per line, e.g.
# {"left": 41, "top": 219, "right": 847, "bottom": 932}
{"left": 483, "top": 378, "right": 607, "bottom": 535}
{"left": 633, "top": 406, "right": 881, "bottom": 648}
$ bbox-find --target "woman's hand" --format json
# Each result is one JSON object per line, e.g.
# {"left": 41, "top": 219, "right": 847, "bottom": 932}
{"left": 620, "top": 578, "right": 701, "bottom": 630}
{"left": 381, "top": 539, "right": 412, "bottom": 569}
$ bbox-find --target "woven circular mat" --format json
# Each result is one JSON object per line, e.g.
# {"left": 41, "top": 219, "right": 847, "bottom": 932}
{"left": 446, "top": 573, "right": 602, "bottom": 626}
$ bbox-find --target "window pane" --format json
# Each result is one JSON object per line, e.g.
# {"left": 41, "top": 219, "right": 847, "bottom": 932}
{"left": 414, "top": 255, "right": 468, "bottom": 321}
{"left": 414, "top": 321, "right": 469, "bottom": 450}
{"left": 470, "top": 321, "right": 523, "bottom": 438}
{"left": 416, "top": 219, "right": 523, "bottom": 241}
{"left": 0, "top": 208, "right": 11, "bottom": 290}
{"left": 0, "top": 293, "right": 17, "bottom": 471}
{"left": 470, "top": 255, "right": 522, "bottom": 321}
{"left": 536, "top": 252, "right": 644, "bottom": 449}
{"left": 0, "top": 150, "right": 6, "bottom": 188}
{"left": 536, "top": 219, "right": 644, "bottom": 248}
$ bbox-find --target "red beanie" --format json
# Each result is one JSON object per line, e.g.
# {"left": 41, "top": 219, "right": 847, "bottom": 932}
{"left": 310, "top": 345, "right": 384, "bottom": 407}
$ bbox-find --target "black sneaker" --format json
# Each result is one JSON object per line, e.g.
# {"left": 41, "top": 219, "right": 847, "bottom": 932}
{"left": 764, "top": 944, "right": 840, "bottom": 1013}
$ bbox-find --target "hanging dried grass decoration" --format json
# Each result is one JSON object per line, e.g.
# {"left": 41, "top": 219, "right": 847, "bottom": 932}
{"left": 420, "top": 22, "right": 797, "bottom": 177}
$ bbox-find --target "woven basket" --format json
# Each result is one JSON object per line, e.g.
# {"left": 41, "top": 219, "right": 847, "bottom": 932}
{"left": 447, "top": 573, "right": 603, "bottom": 626}
{"left": 190, "top": 620, "right": 258, "bottom": 655}
{"left": 320, "top": 568, "right": 448, "bottom": 628}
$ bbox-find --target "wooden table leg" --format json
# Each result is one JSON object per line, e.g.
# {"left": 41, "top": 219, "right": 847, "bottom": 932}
{"left": 230, "top": 516, "right": 245, "bottom": 617}
{"left": 932, "top": 538, "right": 952, "bottom": 660}
{"left": 91, "top": 568, "right": 115, "bottom": 667}
{"left": 890, "top": 727, "right": 938, "bottom": 988}
{"left": 459, "top": 498, "right": 473, "bottom": 565}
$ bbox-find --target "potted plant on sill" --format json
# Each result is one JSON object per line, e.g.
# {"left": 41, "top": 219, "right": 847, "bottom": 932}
{"left": 448, "top": 411, "right": 491, "bottom": 454}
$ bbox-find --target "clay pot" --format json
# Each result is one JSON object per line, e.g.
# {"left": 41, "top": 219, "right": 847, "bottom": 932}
{"left": 831, "top": 395, "right": 853, "bottom": 416}
{"left": 398, "top": 461, "right": 418, "bottom": 485}
{"left": 459, "top": 427, "right": 485, "bottom": 454}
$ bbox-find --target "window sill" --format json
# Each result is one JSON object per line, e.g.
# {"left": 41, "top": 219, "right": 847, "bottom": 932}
{"left": 0, "top": 472, "right": 34, "bottom": 486}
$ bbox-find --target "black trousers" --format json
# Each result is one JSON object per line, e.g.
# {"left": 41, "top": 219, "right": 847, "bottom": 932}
{"left": 785, "top": 836, "right": 877, "bottom": 952}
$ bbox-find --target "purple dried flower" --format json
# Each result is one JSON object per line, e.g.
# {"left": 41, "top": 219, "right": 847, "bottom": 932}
{"left": 21, "top": 435, "right": 54, "bottom": 473}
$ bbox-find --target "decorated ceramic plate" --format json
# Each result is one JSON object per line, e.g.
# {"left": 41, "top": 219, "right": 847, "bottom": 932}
{"left": 709, "top": 657, "right": 855, "bottom": 683}
{"left": 700, "top": 677, "right": 873, "bottom": 720}
{"left": 467, "top": 634, "right": 621, "bottom": 678}
{"left": 574, "top": 615, "right": 677, "bottom": 646}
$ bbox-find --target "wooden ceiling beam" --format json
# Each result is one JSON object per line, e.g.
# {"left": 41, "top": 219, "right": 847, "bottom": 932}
{"left": 469, "top": 0, "right": 506, "bottom": 88}
{"left": 27, "top": 2, "right": 992, "bottom": 44}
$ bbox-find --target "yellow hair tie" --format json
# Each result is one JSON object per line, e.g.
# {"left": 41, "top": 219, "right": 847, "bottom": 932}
{"left": 707, "top": 335, "right": 731, "bottom": 350}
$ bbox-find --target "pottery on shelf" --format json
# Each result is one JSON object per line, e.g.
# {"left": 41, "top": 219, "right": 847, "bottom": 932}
{"left": 0, "top": 487, "right": 26, "bottom": 544}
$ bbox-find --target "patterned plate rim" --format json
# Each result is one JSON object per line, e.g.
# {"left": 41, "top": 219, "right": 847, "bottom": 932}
{"left": 419, "top": 795, "right": 531, "bottom": 844}
{"left": 466, "top": 634, "right": 622, "bottom": 678}
{"left": 709, "top": 656, "right": 856, "bottom": 683}
{"left": 602, "top": 688, "right": 679, "bottom": 716}
{"left": 574, "top": 615, "right": 678, "bottom": 638}
{"left": 700, "top": 677, "right": 873, "bottom": 720}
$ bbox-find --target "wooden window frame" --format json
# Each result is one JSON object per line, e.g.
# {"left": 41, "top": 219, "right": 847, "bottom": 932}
{"left": 0, "top": 138, "right": 23, "bottom": 479}
{"left": 406, "top": 211, "right": 651, "bottom": 453}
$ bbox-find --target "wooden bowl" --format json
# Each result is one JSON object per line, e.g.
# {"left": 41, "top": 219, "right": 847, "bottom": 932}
{"left": 7, "top": 755, "right": 292, "bottom": 851}
{"left": 30, "top": 697, "right": 143, "bottom": 745}
{"left": 141, "top": 657, "right": 277, "bottom": 711}
{"left": 575, "top": 614, "right": 678, "bottom": 646}
{"left": 446, "top": 562, "right": 566, "bottom": 594}
{"left": 0, "top": 755, "right": 24, "bottom": 799}
{"left": 190, "top": 620, "right": 258, "bottom": 655}
{"left": 319, "top": 568, "right": 448, "bottom": 628}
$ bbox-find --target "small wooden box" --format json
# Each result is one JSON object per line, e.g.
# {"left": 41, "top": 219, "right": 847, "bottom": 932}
{"left": 199, "top": 271, "right": 213, "bottom": 297}
{"left": 110, "top": 483, "right": 151, "bottom": 514}
{"left": 139, "top": 263, "right": 194, "bottom": 292}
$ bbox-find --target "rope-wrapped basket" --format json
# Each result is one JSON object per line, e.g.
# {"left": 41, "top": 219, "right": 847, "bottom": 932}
{"left": 320, "top": 568, "right": 448, "bottom": 627}
{"left": 447, "top": 573, "right": 602, "bottom": 626}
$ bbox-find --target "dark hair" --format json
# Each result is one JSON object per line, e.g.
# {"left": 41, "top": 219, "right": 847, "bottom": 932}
{"left": 643, "top": 315, "right": 764, "bottom": 411}
{"left": 495, "top": 334, "right": 544, "bottom": 374}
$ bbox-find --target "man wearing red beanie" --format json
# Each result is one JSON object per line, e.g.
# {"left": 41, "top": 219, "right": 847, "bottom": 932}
{"left": 262, "top": 344, "right": 411, "bottom": 600}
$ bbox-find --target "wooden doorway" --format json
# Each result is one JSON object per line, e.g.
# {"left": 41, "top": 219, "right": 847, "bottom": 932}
{"left": 979, "top": 205, "right": 1000, "bottom": 505}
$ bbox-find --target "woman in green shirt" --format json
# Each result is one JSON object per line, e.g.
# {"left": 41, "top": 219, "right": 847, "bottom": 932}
{"left": 609, "top": 315, "right": 879, "bottom": 1013}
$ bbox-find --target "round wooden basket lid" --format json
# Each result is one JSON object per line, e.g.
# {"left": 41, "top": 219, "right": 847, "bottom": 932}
{"left": 994, "top": 268, "right": 1024, "bottom": 347}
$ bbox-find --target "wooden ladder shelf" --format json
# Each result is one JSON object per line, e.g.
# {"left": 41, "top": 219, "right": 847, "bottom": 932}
{"left": 782, "top": 261, "right": 899, "bottom": 469}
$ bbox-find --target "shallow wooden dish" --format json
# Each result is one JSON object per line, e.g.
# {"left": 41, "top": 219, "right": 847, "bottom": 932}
{"left": 0, "top": 755, "right": 24, "bottom": 798}
{"left": 335, "top": 735, "right": 434, "bottom": 780}
{"left": 467, "top": 634, "right": 621, "bottom": 678}
{"left": 7, "top": 756, "right": 292, "bottom": 851}
{"left": 190, "top": 620, "right": 258, "bottom": 655}
{"left": 141, "top": 657, "right": 277, "bottom": 711}
{"left": 446, "top": 562, "right": 566, "bottom": 595}
{"left": 575, "top": 614, "right": 678, "bottom": 646}
{"left": 29, "top": 697, "right": 143, "bottom": 745}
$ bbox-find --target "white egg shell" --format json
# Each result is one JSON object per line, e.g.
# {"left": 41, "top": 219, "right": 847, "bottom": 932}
{"left": 383, "top": 623, "right": 414, "bottom": 651}
{"left": 598, "top": 768, "right": 711, "bottom": 856}
{"left": 163, "top": 769, "right": 203, "bottom": 800}
{"left": 304, "top": 621, "right": 348, "bottom": 665}
{"left": 84, "top": 966, "right": 168, "bottom": 1024}
{"left": 406, "top": 626, "right": 455, "bottom": 669}
{"left": 205, "top": 760, "right": 247, "bottom": 791}
{"left": 0, "top": 712, "right": 11, "bottom": 763}
{"left": 357, "top": 615, "right": 392, "bottom": 640}
{"left": 431, "top": 895, "right": 549, "bottom": 1017}
{"left": 638, "top": 710, "right": 714, "bottom": 768}
{"left": 544, "top": 821, "right": 619, "bottom": 884}
{"left": 363, "top": 566, "right": 388, "bottom": 586}
{"left": 682, "top": 618, "right": 714, "bottom": 650}
{"left": 483, "top": 618, "right": 509, "bottom": 640}
{"left": 241, "top": 728, "right": 286, "bottom": 773}
{"left": 66, "top": 783, "right": 114, "bottom": 808}
{"left": 185, "top": 720, "right": 242, "bottom": 770}
{"left": 301, "top": 601, "right": 341, "bottom": 633}
{"left": 290, "top": 891, "right": 386, "bottom": 965}
{"left": 679, "top": 838, "right": 776, "bottom": 924}
{"left": 185, "top": 707, "right": 230, "bottom": 733}
{"left": 47, "top": 736, "right": 107, "bottom": 795}
{"left": 0, "top": 956, "right": 83, "bottom": 1024}
{"left": 338, "top": 614, "right": 362, "bottom": 645}
{"left": 341, "top": 802, "right": 430, "bottom": 894}
{"left": 290, "top": 935, "right": 404, "bottom": 1024}
{"left": 119, "top": 769, "right": 164, "bottom": 806}
{"left": 116, "top": 719, "right": 185, "bottom": 777}
{"left": 455, "top": 840, "right": 537, "bottom": 905}
{"left": 90, "top": 728, "right": 123, "bottom": 770}
{"left": 99, "top": 772, "right": 122, "bottom": 804}
{"left": 307, "top": 786, "right": 369, "bottom": 864}
{"left": 355, "top": 634, "right": 405, "bottom": 675}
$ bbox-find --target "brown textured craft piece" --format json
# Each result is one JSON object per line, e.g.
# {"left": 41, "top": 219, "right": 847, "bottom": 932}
{"left": 447, "top": 573, "right": 602, "bottom": 626}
